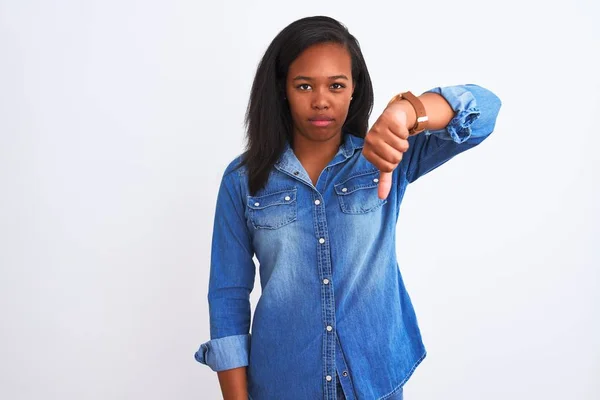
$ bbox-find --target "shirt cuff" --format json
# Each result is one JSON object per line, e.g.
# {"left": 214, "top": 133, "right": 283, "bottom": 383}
{"left": 194, "top": 333, "right": 251, "bottom": 372}
{"left": 423, "top": 85, "right": 482, "bottom": 144}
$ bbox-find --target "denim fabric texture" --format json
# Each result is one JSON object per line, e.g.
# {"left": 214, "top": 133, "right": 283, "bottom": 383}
{"left": 194, "top": 84, "right": 502, "bottom": 399}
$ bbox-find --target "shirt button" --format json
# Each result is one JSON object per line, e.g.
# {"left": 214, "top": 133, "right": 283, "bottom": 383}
{"left": 284, "top": 196, "right": 291, "bottom": 201}
{"left": 319, "top": 238, "right": 325, "bottom": 244}
{"left": 293, "top": 171, "right": 299, "bottom": 175}
{"left": 326, "top": 325, "right": 333, "bottom": 332}
{"left": 326, "top": 375, "right": 332, "bottom": 382}
{"left": 254, "top": 202, "right": 260, "bottom": 207}
{"left": 373, "top": 178, "right": 379, "bottom": 183}
{"left": 341, "top": 187, "right": 348, "bottom": 193}
{"left": 323, "top": 278, "right": 329, "bottom": 284}
{"left": 342, "top": 371, "right": 348, "bottom": 377}
{"left": 314, "top": 199, "right": 321, "bottom": 205}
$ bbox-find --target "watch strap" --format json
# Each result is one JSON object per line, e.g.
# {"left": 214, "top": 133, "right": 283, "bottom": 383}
{"left": 387, "top": 91, "right": 429, "bottom": 135}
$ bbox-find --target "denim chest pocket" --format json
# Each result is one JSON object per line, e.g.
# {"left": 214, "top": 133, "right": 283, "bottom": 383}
{"left": 247, "top": 188, "right": 297, "bottom": 229}
{"left": 334, "top": 170, "right": 387, "bottom": 214}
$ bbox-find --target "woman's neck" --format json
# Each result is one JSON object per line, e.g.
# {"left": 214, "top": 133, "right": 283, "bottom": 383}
{"left": 291, "top": 131, "right": 343, "bottom": 168}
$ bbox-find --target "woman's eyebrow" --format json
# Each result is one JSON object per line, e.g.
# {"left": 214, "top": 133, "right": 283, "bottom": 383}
{"left": 292, "top": 74, "right": 349, "bottom": 81}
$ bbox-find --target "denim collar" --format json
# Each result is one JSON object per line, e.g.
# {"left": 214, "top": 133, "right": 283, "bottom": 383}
{"left": 274, "top": 132, "right": 364, "bottom": 186}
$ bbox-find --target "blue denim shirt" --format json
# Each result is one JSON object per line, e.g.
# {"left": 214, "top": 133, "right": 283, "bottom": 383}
{"left": 194, "top": 84, "right": 502, "bottom": 400}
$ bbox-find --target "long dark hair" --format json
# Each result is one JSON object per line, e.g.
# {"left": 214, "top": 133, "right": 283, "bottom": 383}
{"left": 240, "top": 16, "right": 374, "bottom": 195}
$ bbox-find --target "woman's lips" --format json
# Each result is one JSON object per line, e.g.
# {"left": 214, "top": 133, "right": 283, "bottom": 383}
{"left": 309, "top": 119, "right": 334, "bottom": 127}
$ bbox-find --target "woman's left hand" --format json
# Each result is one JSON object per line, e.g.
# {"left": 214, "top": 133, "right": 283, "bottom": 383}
{"left": 362, "top": 102, "right": 411, "bottom": 200}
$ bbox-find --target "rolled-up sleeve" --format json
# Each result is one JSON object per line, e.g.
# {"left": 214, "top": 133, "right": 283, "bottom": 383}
{"left": 400, "top": 83, "right": 502, "bottom": 184}
{"left": 195, "top": 333, "right": 251, "bottom": 372}
{"left": 194, "top": 163, "right": 255, "bottom": 372}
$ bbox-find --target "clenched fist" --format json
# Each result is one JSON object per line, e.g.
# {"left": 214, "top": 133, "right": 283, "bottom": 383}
{"left": 362, "top": 102, "right": 412, "bottom": 199}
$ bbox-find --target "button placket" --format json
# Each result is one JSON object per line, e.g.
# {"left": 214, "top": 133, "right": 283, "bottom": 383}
{"left": 313, "top": 186, "right": 336, "bottom": 398}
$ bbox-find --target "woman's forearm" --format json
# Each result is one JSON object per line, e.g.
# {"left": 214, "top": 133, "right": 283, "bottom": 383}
{"left": 394, "top": 91, "right": 455, "bottom": 133}
{"left": 217, "top": 366, "right": 248, "bottom": 400}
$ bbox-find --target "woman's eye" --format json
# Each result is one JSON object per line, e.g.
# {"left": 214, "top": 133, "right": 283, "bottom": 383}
{"left": 331, "top": 83, "right": 345, "bottom": 89}
{"left": 297, "top": 84, "right": 311, "bottom": 90}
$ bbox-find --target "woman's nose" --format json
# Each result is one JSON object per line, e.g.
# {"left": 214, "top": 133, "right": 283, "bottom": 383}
{"left": 312, "top": 89, "right": 330, "bottom": 110}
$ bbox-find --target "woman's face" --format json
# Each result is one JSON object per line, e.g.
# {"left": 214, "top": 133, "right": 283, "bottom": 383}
{"left": 285, "top": 42, "right": 354, "bottom": 143}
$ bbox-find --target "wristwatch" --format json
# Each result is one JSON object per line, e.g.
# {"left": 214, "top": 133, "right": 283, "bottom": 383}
{"left": 387, "top": 91, "right": 429, "bottom": 135}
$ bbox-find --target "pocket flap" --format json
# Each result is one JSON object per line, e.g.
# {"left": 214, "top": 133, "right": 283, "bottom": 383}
{"left": 247, "top": 188, "right": 297, "bottom": 210}
{"left": 334, "top": 170, "right": 380, "bottom": 195}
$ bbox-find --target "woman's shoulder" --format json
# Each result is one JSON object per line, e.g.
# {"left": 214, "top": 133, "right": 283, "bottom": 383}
{"left": 221, "top": 153, "right": 250, "bottom": 191}
{"left": 214, "top": 154, "right": 250, "bottom": 202}
{"left": 223, "top": 154, "right": 246, "bottom": 175}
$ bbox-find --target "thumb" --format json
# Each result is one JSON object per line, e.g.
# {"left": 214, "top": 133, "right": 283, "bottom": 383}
{"left": 378, "top": 171, "right": 392, "bottom": 200}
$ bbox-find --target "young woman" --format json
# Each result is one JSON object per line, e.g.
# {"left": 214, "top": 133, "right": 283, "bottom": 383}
{"left": 194, "top": 16, "right": 502, "bottom": 400}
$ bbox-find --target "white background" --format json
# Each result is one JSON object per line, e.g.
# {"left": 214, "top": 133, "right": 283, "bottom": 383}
{"left": 1, "top": 0, "right": 598, "bottom": 399}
